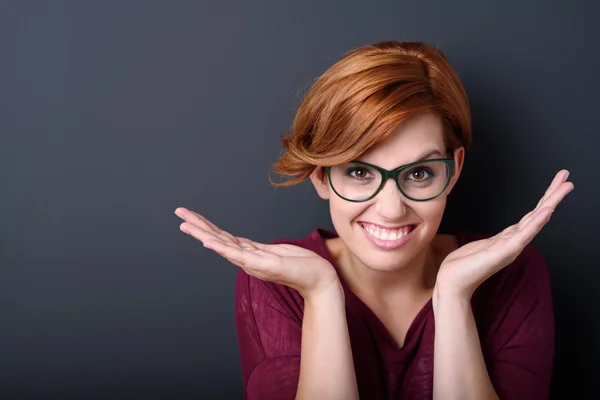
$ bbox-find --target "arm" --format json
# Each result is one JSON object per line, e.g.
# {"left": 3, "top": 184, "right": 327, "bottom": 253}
{"left": 296, "top": 280, "right": 359, "bottom": 400}
{"left": 175, "top": 208, "right": 360, "bottom": 399}
{"left": 236, "top": 271, "right": 359, "bottom": 400}
{"left": 432, "top": 287, "right": 499, "bottom": 400}
{"left": 432, "top": 246, "right": 554, "bottom": 400}
{"left": 430, "top": 169, "right": 570, "bottom": 399}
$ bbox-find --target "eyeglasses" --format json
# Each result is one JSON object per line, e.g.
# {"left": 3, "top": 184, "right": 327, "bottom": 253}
{"left": 325, "top": 158, "right": 455, "bottom": 202}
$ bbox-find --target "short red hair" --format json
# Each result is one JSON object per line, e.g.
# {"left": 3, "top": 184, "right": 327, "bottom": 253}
{"left": 270, "top": 41, "right": 472, "bottom": 187}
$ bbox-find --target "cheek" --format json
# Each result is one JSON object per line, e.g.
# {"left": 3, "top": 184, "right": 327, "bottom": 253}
{"left": 329, "top": 198, "right": 366, "bottom": 227}
{"left": 421, "top": 200, "right": 446, "bottom": 220}
{"left": 414, "top": 199, "right": 448, "bottom": 241}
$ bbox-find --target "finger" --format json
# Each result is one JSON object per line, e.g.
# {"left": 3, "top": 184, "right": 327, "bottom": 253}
{"left": 512, "top": 206, "right": 554, "bottom": 249}
{"left": 178, "top": 213, "right": 270, "bottom": 254}
{"left": 176, "top": 208, "right": 240, "bottom": 244}
{"left": 499, "top": 224, "right": 519, "bottom": 239}
{"left": 209, "top": 238, "right": 265, "bottom": 255}
{"left": 204, "top": 239, "right": 270, "bottom": 271}
{"left": 175, "top": 208, "right": 222, "bottom": 234}
{"left": 180, "top": 221, "right": 223, "bottom": 245}
{"left": 240, "top": 242, "right": 255, "bottom": 250}
{"left": 517, "top": 171, "right": 568, "bottom": 227}
{"left": 534, "top": 170, "right": 570, "bottom": 210}
{"left": 238, "top": 240, "right": 267, "bottom": 252}
{"left": 190, "top": 210, "right": 223, "bottom": 233}
{"left": 177, "top": 209, "right": 265, "bottom": 249}
{"left": 519, "top": 181, "right": 574, "bottom": 228}
{"left": 237, "top": 237, "right": 270, "bottom": 251}
{"left": 517, "top": 208, "right": 536, "bottom": 227}
{"left": 519, "top": 178, "right": 574, "bottom": 227}
{"left": 218, "top": 239, "right": 277, "bottom": 261}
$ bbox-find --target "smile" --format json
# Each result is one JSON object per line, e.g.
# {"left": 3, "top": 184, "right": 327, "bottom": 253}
{"left": 358, "top": 222, "right": 417, "bottom": 249}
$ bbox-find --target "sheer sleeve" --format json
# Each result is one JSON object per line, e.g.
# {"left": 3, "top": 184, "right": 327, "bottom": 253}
{"left": 485, "top": 244, "right": 555, "bottom": 400}
{"left": 234, "top": 268, "right": 304, "bottom": 400}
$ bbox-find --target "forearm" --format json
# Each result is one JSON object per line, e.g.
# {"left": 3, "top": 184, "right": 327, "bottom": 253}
{"left": 432, "top": 287, "right": 499, "bottom": 400}
{"left": 296, "top": 280, "right": 359, "bottom": 400}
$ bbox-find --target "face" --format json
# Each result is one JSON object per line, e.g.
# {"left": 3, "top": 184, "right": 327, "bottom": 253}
{"left": 310, "top": 113, "right": 464, "bottom": 273}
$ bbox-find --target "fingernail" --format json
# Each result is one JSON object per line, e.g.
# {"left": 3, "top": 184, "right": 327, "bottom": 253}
{"left": 203, "top": 242, "right": 212, "bottom": 249}
{"left": 180, "top": 225, "right": 190, "bottom": 234}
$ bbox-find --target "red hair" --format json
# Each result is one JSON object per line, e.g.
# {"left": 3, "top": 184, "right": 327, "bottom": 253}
{"left": 269, "top": 41, "right": 472, "bottom": 187}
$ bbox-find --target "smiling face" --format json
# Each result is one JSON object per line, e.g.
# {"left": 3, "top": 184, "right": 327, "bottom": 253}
{"left": 310, "top": 112, "right": 464, "bottom": 273}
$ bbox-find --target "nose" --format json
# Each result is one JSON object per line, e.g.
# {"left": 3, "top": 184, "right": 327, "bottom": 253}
{"left": 374, "top": 177, "right": 408, "bottom": 219}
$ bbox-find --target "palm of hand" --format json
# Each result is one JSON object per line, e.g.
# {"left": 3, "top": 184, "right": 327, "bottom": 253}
{"left": 436, "top": 233, "right": 523, "bottom": 297}
{"left": 175, "top": 208, "right": 337, "bottom": 297}
{"left": 435, "top": 169, "right": 574, "bottom": 298}
{"left": 233, "top": 242, "right": 336, "bottom": 292}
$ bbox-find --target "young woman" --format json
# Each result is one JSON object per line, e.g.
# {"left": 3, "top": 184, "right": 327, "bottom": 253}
{"left": 175, "top": 41, "right": 573, "bottom": 400}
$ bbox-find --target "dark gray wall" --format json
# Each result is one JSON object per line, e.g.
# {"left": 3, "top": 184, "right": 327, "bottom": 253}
{"left": 1, "top": 0, "right": 597, "bottom": 398}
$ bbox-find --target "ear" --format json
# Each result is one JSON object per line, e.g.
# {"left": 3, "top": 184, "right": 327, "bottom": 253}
{"left": 309, "top": 166, "right": 331, "bottom": 200}
{"left": 445, "top": 146, "right": 465, "bottom": 195}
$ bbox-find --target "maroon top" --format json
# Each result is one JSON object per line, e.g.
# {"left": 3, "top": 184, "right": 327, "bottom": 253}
{"left": 234, "top": 228, "right": 554, "bottom": 399}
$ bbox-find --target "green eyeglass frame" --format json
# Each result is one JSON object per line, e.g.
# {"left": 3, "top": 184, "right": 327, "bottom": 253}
{"left": 325, "top": 158, "right": 455, "bottom": 203}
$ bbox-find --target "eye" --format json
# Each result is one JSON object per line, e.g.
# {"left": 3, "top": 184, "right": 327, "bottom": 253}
{"left": 346, "top": 167, "right": 372, "bottom": 180}
{"left": 407, "top": 167, "right": 432, "bottom": 181}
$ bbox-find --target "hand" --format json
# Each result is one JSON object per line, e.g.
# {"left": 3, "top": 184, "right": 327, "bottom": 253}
{"left": 174, "top": 207, "right": 339, "bottom": 299}
{"left": 434, "top": 169, "right": 574, "bottom": 300}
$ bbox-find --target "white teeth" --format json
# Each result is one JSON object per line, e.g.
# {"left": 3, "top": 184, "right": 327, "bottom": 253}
{"left": 361, "top": 223, "right": 412, "bottom": 241}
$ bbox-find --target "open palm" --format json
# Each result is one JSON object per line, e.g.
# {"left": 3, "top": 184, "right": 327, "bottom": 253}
{"left": 436, "top": 169, "right": 574, "bottom": 298}
{"left": 175, "top": 208, "right": 338, "bottom": 297}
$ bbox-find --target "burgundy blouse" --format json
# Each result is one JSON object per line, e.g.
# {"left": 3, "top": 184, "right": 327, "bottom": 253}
{"left": 234, "top": 228, "right": 554, "bottom": 399}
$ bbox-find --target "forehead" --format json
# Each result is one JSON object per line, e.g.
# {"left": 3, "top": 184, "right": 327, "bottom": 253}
{"left": 357, "top": 113, "right": 445, "bottom": 168}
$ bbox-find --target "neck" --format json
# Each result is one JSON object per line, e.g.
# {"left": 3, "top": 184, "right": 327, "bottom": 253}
{"left": 333, "top": 240, "right": 439, "bottom": 303}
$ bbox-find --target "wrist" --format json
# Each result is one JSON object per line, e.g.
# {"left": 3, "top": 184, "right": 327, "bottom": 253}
{"left": 303, "top": 278, "right": 344, "bottom": 305}
{"left": 432, "top": 283, "right": 472, "bottom": 311}
{"left": 434, "top": 277, "right": 475, "bottom": 299}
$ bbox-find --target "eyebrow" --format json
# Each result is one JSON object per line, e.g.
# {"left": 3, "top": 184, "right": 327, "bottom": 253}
{"left": 354, "top": 148, "right": 446, "bottom": 169}
{"left": 392, "top": 149, "right": 445, "bottom": 169}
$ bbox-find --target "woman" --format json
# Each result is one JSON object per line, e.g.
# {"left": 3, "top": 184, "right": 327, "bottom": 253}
{"left": 175, "top": 41, "right": 573, "bottom": 399}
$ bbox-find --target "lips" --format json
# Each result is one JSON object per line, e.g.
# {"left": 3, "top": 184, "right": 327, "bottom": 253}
{"left": 358, "top": 222, "right": 418, "bottom": 250}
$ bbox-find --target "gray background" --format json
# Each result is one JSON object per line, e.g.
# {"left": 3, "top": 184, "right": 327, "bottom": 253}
{"left": 1, "top": 0, "right": 597, "bottom": 398}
